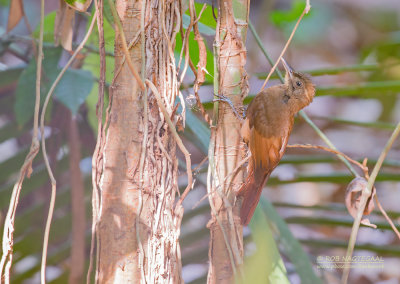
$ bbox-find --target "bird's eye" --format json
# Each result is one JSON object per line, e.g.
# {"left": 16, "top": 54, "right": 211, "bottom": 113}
{"left": 296, "top": 81, "right": 302, "bottom": 87}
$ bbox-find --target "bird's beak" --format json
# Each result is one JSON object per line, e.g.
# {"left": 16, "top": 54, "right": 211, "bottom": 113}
{"left": 281, "top": 57, "right": 294, "bottom": 80}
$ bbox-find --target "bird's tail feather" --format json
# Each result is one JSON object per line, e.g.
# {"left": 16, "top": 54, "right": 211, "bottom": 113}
{"left": 238, "top": 167, "right": 270, "bottom": 225}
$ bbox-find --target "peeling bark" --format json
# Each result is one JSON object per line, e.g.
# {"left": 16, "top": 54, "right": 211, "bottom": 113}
{"left": 96, "top": 0, "right": 183, "bottom": 282}
{"left": 207, "top": 0, "right": 250, "bottom": 283}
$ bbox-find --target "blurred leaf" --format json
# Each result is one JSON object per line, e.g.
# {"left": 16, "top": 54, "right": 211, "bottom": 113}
{"left": 185, "top": 109, "right": 210, "bottom": 154}
{"left": 299, "top": 239, "right": 400, "bottom": 256}
{"left": 15, "top": 47, "right": 94, "bottom": 125}
{"left": 269, "top": 1, "right": 331, "bottom": 44}
{"left": 269, "top": 0, "right": 305, "bottom": 27}
{"left": 266, "top": 172, "right": 400, "bottom": 185}
{"left": 0, "top": 66, "right": 24, "bottom": 87}
{"left": 54, "top": 69, "right": 94, "bottom": 114}
{"left": 242, "top": 206, "right": 290, "bottom": 284}
{"left": 6, "top": 0, "right": 23, "bottom": 32}
{"left": 311, "top": 116, "right": 396, "bottom": 130}
{"left": 317, "top": 81, "right": 400, "bottom": 96}
{"left": 14, "top": 47, "right": 61, "bottom": 126}
{"left": 103, "top": 0, "right": 115, "bottom": 27}
{"left": 33, "top": 11, "right": 56, "bottom": 43}
{"left": 182, "top": 14, "right": 215, "bottom": 36}
{"left": 259, "top": 199, "right": 323, "bottom": 284}
{"left": 285, "top": 216, "right": 400, "bottom": 231}
{"left": 255, "top": 64, "right": 380, "bottom": 79}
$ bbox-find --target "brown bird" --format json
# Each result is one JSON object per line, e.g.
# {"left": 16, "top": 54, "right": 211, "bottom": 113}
{"left": 238, "top": 58, "right": 316, "bottom": 225}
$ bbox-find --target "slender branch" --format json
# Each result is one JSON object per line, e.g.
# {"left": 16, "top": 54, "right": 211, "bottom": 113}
{"left": 191, "top": 1, "right": 211, "bottom": 125}
{"left": 87, "top": 0, "right": 105, "bottom": 282}
{"left": 0, "top": 0, "right": 44, "bottom": 281}
{"left": 287, "top": 144, "right": 367, "bottom": 174}
{"left": 374, "top": 195, "right": 400, "bottom": 240}
{"left": 341, "top": 121, "right": 400, "bottom": 284}
{"left": 178, "top": 0, "right": 195, "bottom": 84}
{"left": 40, "top": 11, "right": 98, "bottom": 283}
{"left": 259, "top": 0, "right": 311, "bottom": 91}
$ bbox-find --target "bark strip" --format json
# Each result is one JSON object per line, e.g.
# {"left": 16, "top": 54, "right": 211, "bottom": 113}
{"left": 96, "top": 0, "right": 184, "bottom": 282}
{"left": 207, "top": 0, "right": 250, "bottom": 283}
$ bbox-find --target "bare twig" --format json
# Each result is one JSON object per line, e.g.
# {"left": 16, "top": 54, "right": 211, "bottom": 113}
{"left": 178, "top": 1, "right": 195, "bottom": 83}
{"left": 0, "top": 0, "right": 44, "bottom": 281}
{"left": 40, "top": 10, "right": 98, "bottom": 283}
{"left": 287, "top": 144, "right": 367, "bottom": 174}
{"left": 87, "top": 0, "right": 105, "bottom": 282}
{"left": 342, "top": 121, "right": 400, "bottom": 284}
{"left": 191, "top": 1, "right": 211, "bottom": 125}
{"left": 260, "top": 0, "right": 311, "bottom": 91}
{"left": 374, "top": 195, "right": 400, "bottom": 240}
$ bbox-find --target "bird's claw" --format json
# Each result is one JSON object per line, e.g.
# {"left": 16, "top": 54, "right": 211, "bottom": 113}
{"left": 213, "top": 93, "right": 245, "bottom": 121}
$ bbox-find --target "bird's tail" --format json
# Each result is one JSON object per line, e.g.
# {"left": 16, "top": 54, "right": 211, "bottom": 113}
{"left": 237, "top": 166, "right": 270, "bottom": 225}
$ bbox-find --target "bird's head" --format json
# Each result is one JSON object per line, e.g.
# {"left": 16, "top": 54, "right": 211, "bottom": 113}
{"left": 281, "top": 58, "right": 315, "bottom": 111}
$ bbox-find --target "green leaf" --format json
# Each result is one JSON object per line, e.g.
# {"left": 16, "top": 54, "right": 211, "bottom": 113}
{"left": 14, "top": 47, "right": 94, "bottom": 125}
{"left": 54, "top": 69, "right": 94, "bottom": 114}
{"left": 33, "top": 11, "right": 56, "bottom": 43}
{"left": 269, "top": 0, "right": 305, "bottom": 27}
{"left": 242, "top": 206, "right": 290, "bottom": 284}
{"left": 14, "top": 48, "right": 63, "bottom": 126}
{"left": 182, "top": 14, "right": 215, "bottom": 36}
{"left": 185, "top": 109, "right": 210, "bottom": 154}
{"left": 176, "top": 3, "right": 215, "bottom": 81}
{"left": 0, "top": 66, "right": 24, "bottom": 87}
{"left": 64, "top": 0, "right": 87, "bottom": 5}
{"left": 103, "top": 0, "right": 115, "bottom": 27}
{"left": 258, "top": 199, "right": 323, "bottom": 284}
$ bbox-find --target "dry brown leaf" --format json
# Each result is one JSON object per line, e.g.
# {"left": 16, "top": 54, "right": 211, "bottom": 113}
{"left": 345, "top": 177, "right": 376, "bottom": 228}
{"left": 54, "top": 0, "right": 75, "bottom": 51}
{"left": 66, "top": 0, "right": 92, "bottom": 12}
{"left": 7, "top": 0, "right": 24, "bottom": 32}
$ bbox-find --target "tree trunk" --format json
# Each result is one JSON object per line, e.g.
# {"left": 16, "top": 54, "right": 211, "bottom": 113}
{"left": 67, "top": 113, "right": 86, "bottom": 284}
{"left": 207, "top": 0, "right": 250, "bottom": 283}
{"left": 95, "top": 0, "right": 183, "bottom": 282}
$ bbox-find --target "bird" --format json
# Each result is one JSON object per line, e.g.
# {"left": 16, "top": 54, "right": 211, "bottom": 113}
{"left": 238, "top": 58, "right": 316, "bottom": 225}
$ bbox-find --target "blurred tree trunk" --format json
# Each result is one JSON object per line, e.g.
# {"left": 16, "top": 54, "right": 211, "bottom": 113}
{"left": 95, "top": 0, "right": 183, "bottom": 282}
{"left": 67, "top": 113, "right": 86, "bottom": 284}
{"left": 207, "top": 0, "right": 250, "bottom": 283}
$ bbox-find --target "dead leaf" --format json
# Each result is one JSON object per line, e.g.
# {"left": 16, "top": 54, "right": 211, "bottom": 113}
{"left": 345, "top": 177, "right": 376, "bottom": 228}
{"left": 54, "top": 0, "right": 75, "bottom": 51}
{"left": 66, "top": 0, "right": 92, "bottom": 12}
{"left": 7, "top": 0, "right": 24, "bottom": 32}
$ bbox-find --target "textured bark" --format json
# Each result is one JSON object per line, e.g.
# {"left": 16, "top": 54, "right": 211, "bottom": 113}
{"left": 67, "top": 113, "right": 86, "bottom": 284}
{"left": 96, "top": 0, "right": 183, "bottom": 283}
{"left": 207, "top": 0, "right": 250, "bottom": 283}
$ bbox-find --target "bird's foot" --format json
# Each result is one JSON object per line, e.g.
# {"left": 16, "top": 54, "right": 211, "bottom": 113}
{"left": 213, "top": 93, "right": 244, "bottom": 121}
